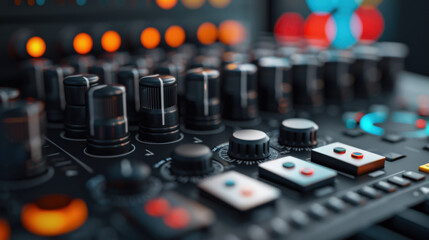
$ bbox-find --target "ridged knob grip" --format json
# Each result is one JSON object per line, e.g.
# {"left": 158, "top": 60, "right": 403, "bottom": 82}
{"left": 228, "top": 129, "right": 270, "bottom": 160}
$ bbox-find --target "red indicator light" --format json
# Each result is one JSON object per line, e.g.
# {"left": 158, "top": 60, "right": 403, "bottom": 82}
{"left": 274, "top": 12, "right": 304, "bottom": 45}
{"left": 356, "top": 6, "right": 384, "bottom": 44}
{"left": 304, "top": 13, "right": 336, "bottom": 49}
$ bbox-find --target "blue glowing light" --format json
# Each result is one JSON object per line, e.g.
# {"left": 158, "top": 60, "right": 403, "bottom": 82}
{"left": 337, "top": 0, "right": 363, "bottom": 13}
{"left": 76, "top": 0, "right": 87, "bottom": 6}
{"left": 345, "top": 119, "right": 357, "bottom": 129}
{"left": 331, "top": 12, "right": 360, "bottom": 49}
{"left": 359, "top": 112, "right": 387, "bottom": 136}
{"left": 306, "top": 0, "right": 338, "bottom": 13}
{"left": 36, "top": 0, "right": 45, "bottom": 6}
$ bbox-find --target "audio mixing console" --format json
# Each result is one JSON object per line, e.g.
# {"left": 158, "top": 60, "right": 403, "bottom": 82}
{"left": 1, "top": 1, "right": 429, "bottom": 240}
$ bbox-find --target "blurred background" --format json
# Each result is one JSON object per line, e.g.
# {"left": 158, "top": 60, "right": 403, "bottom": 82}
{"left": 1, "top": 0, "right": 427, "bottom": 84}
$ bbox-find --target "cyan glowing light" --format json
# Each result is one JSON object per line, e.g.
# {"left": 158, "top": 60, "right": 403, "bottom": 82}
{"left": 331, "top": 12, "right": 361, "bottom": 49}
{"left": 346, "top": 119, "right": 357, "bottom": 129}
{"left": 306, "top": 0, "right": 338, "bottom": 13}
{"left": 360, "top": 112, "right": 387, "bottom": 136}
{"left": 76, "top": 0, "right": 87, "bottom": 6}
{"left": 337, "top": 0, "right": 363, "bottom": 13}
{"left": 391, "top": 111, "right": 429, "bottom": 138}
{"left": 36, "top": 0, "right": 46, "bottom": 6}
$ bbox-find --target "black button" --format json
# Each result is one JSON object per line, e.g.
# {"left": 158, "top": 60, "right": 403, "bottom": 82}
{"left": 382, "top": 134, "right": 405, "bottom": 143}
{"left": 403, "top": 171, "right": 426, "bottom": 181}
{"left": 326, "top": 197, "right": 346, "bottom": 213}
{"left": 358, "top": 186, "right": 382, "bottom": 199}
{"left": 289, "top": 210, "right": 310, "bottom": 228}
{"left": 388, "top": 176, "right": 411, "bottom": 187}
{"left": 424, "top": 144, "right": 429, "bottom": 151}
{"left": 343, "top": 191, "right": 366, "bottom": 206}
{"left": 308, "top": 203, "right": 329, "bottom": 220}
{"left": 374, "top": 181, "right": 397, "bottom": 193}
{"left": 267, "top": 218, "right": 290, "bottom": 238}
{"left": 343, "top": 130, "right": 365, "bottom": 138}
{"left": 383, "top": 152, "right": 406, "bottom": 162}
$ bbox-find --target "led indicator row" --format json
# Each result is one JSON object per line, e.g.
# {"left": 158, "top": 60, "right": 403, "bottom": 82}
{"left": 24, "top": 20, "right": 246, "bottom": 58}
{"left": 15, "top": 0, "right": 230, "bottom": 8}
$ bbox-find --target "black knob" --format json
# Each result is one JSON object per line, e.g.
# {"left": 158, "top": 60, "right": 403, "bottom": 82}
{"left": 319, "top": 50, "right": 354, "bottom": 103}
{"left": 63, "top": 74, "right": 99, "bottom": 139}
{"left": 138, "top": 74, "right": 180, "bottom": 143}
{"left": 67, "top": 55, "right": 95, "bottom": 74}
{"left": 0, "top": 100, "right": 47, "bottom": 180}
{"left": 43, "top": 66, "right": 75, "bottom": 122}
{"left": 0, "top": 87, "right": 20, "bottom": 106}
{"left": 222, "top": 63, "right": 259, "bottom": 121}
{"left": 228, "top": 129, "right": 270, "bottom": 160}
{"left": 88, "top": 61, "right": 117, "bottom": 84}
{"left": 352, "top": 45, "right": 381, "bottom": 98}
{"left": 116, "top": 67, "right": 149, "bottom": 124}
{"left": 21, "top": 59, "right": 52, "bottom": 98}
{"left": 278, "top": 118, "right": 319, "bottom": 147}
{"left": 291, "top": 53, "right": 324, "bottom": 108}
{"left": 154, "top": 62, "right": 186, "bottom": 116}
{"left": 258, "top": 57, "right": 293, "bottom": 114}
{"left": 184, "top": 68, "right": 221, "bottom": 131}
{"left": 105, "top": 159, "right": 151, "bottom": 195}
{"left": 171, "top": 144, "right": 213, "bottom": 176}
{"left": 86, "top": 84, "right": 131, "bottom": 156}
{"left": 376, "top": 42, "right": 409, "bottom": 92}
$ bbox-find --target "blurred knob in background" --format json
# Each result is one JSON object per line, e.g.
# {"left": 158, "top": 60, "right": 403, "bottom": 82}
{"left": 63, "top": 74, "right": 99, "bottom": 139}
{"left": 184, "top": 68, "right": 222, "bottom": 131}
{"left": 319, "top": 50, "right": 354, "bottom": 103}
{"left": 222, "top": 63, "right": 259, "bottom": 121}
{"left": 290, "top": 53, "right": 324, "bottom": 108}
{"left": 376, "top": 42, "right": 409, "bottom": 92}
{"left": 43, "top": 66, "right": 74, "bottom": 123}
{"left": 352, "top": 45, "right": 381, "bottom": 98}
{"left": 0, "top": 100, "right": 47, "bottom": 180}
{"left": 117, "top": 66, "right": 149, "bottom": 125}
{"left": 258, "top": 57, "right": 293, "bottom": 114}
{"left": 0, "top": 87, "right": 20, "bottom": 106}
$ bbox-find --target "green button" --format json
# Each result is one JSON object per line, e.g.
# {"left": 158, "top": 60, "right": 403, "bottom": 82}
{"left": 334, "top": 147, "right": 346, "bottom": 154}
{"left": 283, "top": 162, "right": 295, "bottom": 169}
{"left": 225, "top": 180, "right": 235, "bottom": 187}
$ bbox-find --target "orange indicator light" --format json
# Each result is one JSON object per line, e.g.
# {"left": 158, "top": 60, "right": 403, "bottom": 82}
{"left": 141, "top": 27, "right": 161, "bottom": 49}
{"left": 165, "top": 25, "right": 186, "bottom": 48}
{"left": 156, "top": 0, "right": 178, "bottom": 10}
{"left": 73, "top": 33, "right": 93, "bottom": 55}
{"left": 101, "top": 30, "right": 121, "bottom": 53}
{"left": 197, "top": 22, "right": 218, "bottom": 45}
{"left": 26, "top": 36, "right": 46, "bottom": 58}
{"left": 219, "top": 20, "right": 246, "bottom": 46}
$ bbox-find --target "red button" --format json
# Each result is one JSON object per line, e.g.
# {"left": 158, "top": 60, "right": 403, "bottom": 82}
{"left": 240, "top": 188, "right": 254, "bottom": 197}
{"left": 144, "top": 198, "right": 171, "bottom": 217}
{"left": 300, "top": 167, "right": 314, "bottom": 176}
{"left": 163, "top": 207, "right": 191, "bottom": 229}
{"left": 351, "top": 152, "right": 364, "bottom": 159}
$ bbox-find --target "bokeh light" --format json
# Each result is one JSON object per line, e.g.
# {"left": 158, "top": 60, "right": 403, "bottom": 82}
{"left": 73, "top": 33, "right": 93, "bottom": 55}
{"left": 197, "top": 22, "right": 218, "bottom": 45}
{"left": 361, "top": 0, "right": 382, "bottom": 6}
{"left": 156, "top": 0, "right": 178, "bottom": 10}
{"left": 208, "top": 0, "right": 231, "bottom": 8}
{"left": 141, "top": 27, "right": 161, "bottom": 49}
{"left": 337, "top": 0, "right": 363, "bottom": 13}
{"left": 101, "top": 30, "right": 121, "bottom": 53}
{"left": 0, "top": 219, "right": 10, "bottom": 240}
{"left": 219, "top": 20, "right": 246, "bottom": 46}
{"left": 306, "top": 0, "right": 337, "bottom": 13}
{"left": 304, "top": 13, "right": 336, "bottom": 49}
{"left": 26, "top": 36, "right": 46, "bottom": 58}
{"left": 331, "top": 12, "right": 361, "bottom": 49}
{"left": 165, "top": 25, "right": 186, "bottom": 48}
{"left": 274, "top": 12, "right": 304, "bottom": 45}
{"left": 356, "top": 6, "right": 384, "bottom": 43}
{"left": 181, "top": 0, "right": 205, "bottom": 9}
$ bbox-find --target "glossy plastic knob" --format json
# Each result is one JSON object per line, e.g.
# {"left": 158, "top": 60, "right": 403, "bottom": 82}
{"left": 86, "top": 84, "right": 131, "bottom": 156}
{"left": 184, "top": 68, "right": 221, "bottom": 130}
{"left": 138, "top": 74, "right": 180, "bottom": 143}
{"left": 278, "top": 118, "right": 319, "bottom": 147}
{"left": 228, "top": 129, "right": 270, "bottom": 160}
{"left": 63, "top": 74, "right": 99, "bottom": 139}
{"left": 171, "top": 144, "right": 213, "bottom": 176}
{"left": 105, "top": 159, "right": 151, "bottom": 195}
